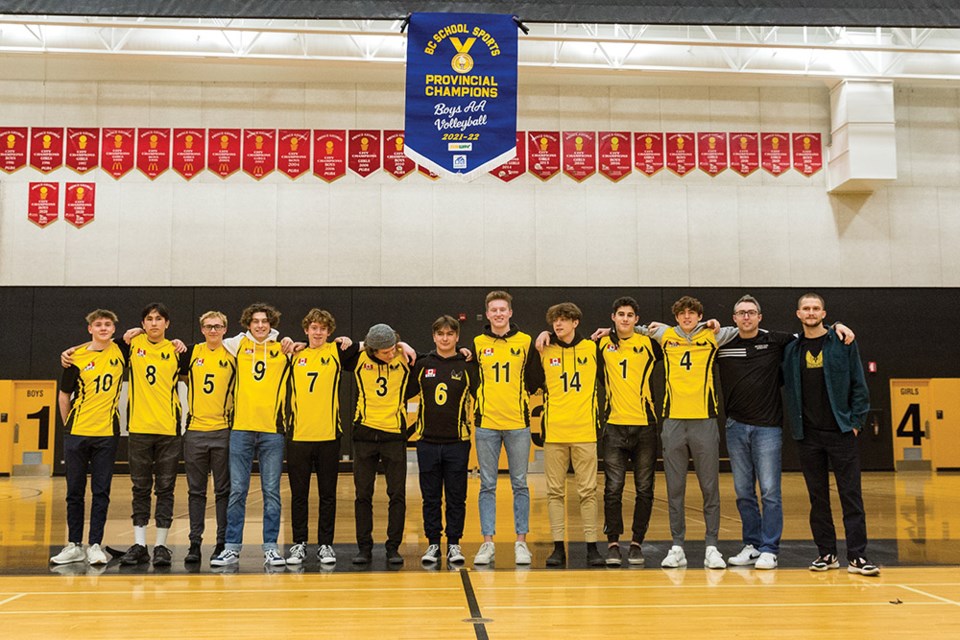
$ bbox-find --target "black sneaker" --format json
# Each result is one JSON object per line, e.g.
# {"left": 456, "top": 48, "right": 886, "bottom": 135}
{"left": 185, "top": 542, "right": 202, "bottom": 563}
{"left": 586, "top": 543, "right": 606, "bottom": 567}
{"left": 210, "top": 543, "right": 225, "bottom": 562}
{"left": 847, "top": 557, "right": 880, "bottom": 576}
{"left": 809, "top": 553, "right": 839, "bottom": 571}
{"left": 386, "top": 548, "right": 404, "bottom": 565}
{"left": 628, "top": 544, "right": 645, "bottom": 566}
{"left": 352, "top": 548, "right": 372, "bottom": 565}
{"left": 120, "top": 544, "right": 150, "bottom": 565}
{"left": 546, "top": 542, "right": 566, "bottom": 567}
{"left": 605, "top": 544, "right": 622, "bottom": 566}
{"left": 152, "top": 544, "right": 172, "bottom": 566}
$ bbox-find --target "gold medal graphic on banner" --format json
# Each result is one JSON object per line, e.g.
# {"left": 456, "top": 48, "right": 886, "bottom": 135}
{"left": 449, "top": 37, "right": 476, "bottom": 74}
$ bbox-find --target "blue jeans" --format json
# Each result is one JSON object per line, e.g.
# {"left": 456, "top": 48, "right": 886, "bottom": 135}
{"left": 475, "top": 427, "right": 530, "bottom": 537}
{"left": 725, "top": 419, "right": 783, "bottom": 554}
{"left": 225, "top": 430, "right": 285, "bottom": 552}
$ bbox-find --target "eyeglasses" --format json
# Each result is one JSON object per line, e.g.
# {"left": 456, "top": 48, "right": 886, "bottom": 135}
{"left": 202, "top": 324, "right": 226, "bottom": 331}
{"left": 734, "top": 310, "right": 759, "bottom": 317}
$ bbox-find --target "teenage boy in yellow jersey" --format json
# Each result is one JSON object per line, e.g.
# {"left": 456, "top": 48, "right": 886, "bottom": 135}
{"left": 211, "top": 303, "right": 291, "bottom": 568}
{"left": 350, "top": 324, "right": 413, "bottom": 566}
{"left": 52, "top": 309, "right": 127, "bottom": 566}
{"left": 179, "top": 311, "right": 236, "bottom": 564}
{"left": 285, "top": 309, "right": 360, "bottom": 566}
{"left": 472, "top": 290, "right": 541, "bottom": 566}
{"left": 528, "top": 303, "right": 604, "bottom": 568}
{"left": 598, "top": 297, "right": 663, "bottom": 567}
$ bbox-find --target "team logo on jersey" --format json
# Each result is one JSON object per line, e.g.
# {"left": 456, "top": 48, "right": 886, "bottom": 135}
{"left": 321, "top": 357, "right": 330, "bottom": 365}
{"left": 695, "top": 341, "right": 709, "bottom": 347}
{"left": 161, "top": 352, "right": 170, "bottom": 360}
{"left": 194, "top": 358, "right": 205, "bottom": 367}
{"left": 483, "top": 348, "right": 494, "bottom": 356}
{"left": 269, "top": 350, "right": 279, "bottom": 358}
{"left": 83, "top": 361, "right": 96, "bottom": 371}
{"left": 450, "top": 370, "right": 463, "bottom": 380}
{"left": 425, "top": 368, "right": 436, "bottom": 378}
{"left": 550, "top": 358, "right": 561, "bottom": 366}
{"left": 219, "top": 360, "right": 230, "bottom": 368}
{"left": 297, "top": 357, "right": 308, "bottom": 366}
{"left": 755, "top": 344, "right": 769, "bottom": 350}
{"left": 363, "top": 363, "right": 374, "bottom": 370}
{"left": 577, "top": 357, "right": 588, "bottom": 365}
{"left": 389, "top": 363, "right": 401, "bottom": 371}
{"left": 244, "top": 348, "right": 255, "bottom": 355}
{"left": 110, "top": 358, "right": 120, "bottom": 366}
{"left": 510, "top": 347, "right": 521, "bottom": 355}
{"left": 136, "top": 348, "right": 147, "bottom": 357}
{"left": 633, "top": 346, "right": 643, "bottom": 354}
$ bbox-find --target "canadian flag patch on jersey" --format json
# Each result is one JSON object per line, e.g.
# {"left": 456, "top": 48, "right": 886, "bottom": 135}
{"left": 425, "top": 369, "right": 436, "bottom": 378}
{"left": 363, "top": 363, "right": 374, "bottom": 370}
{"left": 297, "top": 358, "right": 308, "bottom": 366}
{"left": 550, "top": 358, "right": 561, "bottom": 366}
{"left": 483, "top": 348, "right": 494, "bottom": 356}
{"left": 136, "top": 348, "right": 146, "bottom": 357}
{"left": 83, "top": 362, "right": 96, "bottom": 371}
{"left": 244, "top": 348, "right": 254, "bottom": 355}
{"left": 606, "top": 344, "right": 618, "bottom": 351}
{"left": 194, "top": 358, "right": 205, "bottom": 367}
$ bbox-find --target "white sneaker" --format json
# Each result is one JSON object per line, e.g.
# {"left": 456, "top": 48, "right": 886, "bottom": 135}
{"left": 264, "top": 549, "right": 286, "bottom": 566}
{"left": 317, "top": 545, "right": 337, "bottom": 564}
{"left": 447, "top": 544, "right": 465, "bottom": 564}
{"left": 210, "top": 549, "right": 240, "bottom": 566}
{"left": 50, "top": 542, "right": 85, "bottom": 565}
{"left": 474, "top": 541, "right": 496, "bottom": 565}
{"left": 728, "top": 544, "right": 760, "bottom": 566}
{"left": 421, "top": 544, "right": 441, "bottom": 564}
{"left": 286, "top": 542, "right": 306, "bottom": 565}
{"left": 86, "top": 543, "right": 108, "bottom": 565}
{"left": 514, "top": 541, "right": 532, "bottom": 565}
{"left": 704, "top": 545, "right": 727, "bottom": 569}
{"left": 755, "top": 552, "right": 778, "bottom": 570}
{"left": 661, "top": 545, "right": 687, "bottom": 568}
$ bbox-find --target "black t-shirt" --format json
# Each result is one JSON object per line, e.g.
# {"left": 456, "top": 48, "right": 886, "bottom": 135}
{"left": 717, "top": 329, "right": 795, "bottom": 427}
{"left": 799, "top": 334, "right": 840, "bottom": 432}
{"left": 408, "top": 352, "right": 479, "bottom": 443}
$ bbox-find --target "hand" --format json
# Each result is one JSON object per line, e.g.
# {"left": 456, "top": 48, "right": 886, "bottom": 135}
{"left": 61, "top": 346, "right": 79, "bottom": 368}
{"left": 280, "top": 336, "right": 295, "bottom": 355}
{"left": 835, "top": 323, "right": 855, "bottom": 345}
{"left": 705, "top": 319, "right": 720, "bottom": 333}
{"left": 171, "top": 339, "right": 187, "bottom": 354}
{"left": 853, "top": 428, "right": 860, "bottom": 437}
{"left": 648, "top": 321, "right": 665, "bottom": 332}
{"left": 535, "top": 331, "right": 552, "bottom": 352}
{"left": 399, "top": 341, "right": 417, "bottom": 365}
{"left": 334, "top": 336, "right": 353, "bottom": 351}
{"left": 292, "top": 342, "right": 306, "bottom": 353}
{"left": 122, "top": 327, "right": 143, "bottom": 344}
{"left": 590, "top": 327, "right": 611, "bottom": 341}
{"left": 459, "top": 347, "right": 473, "bottom": 361}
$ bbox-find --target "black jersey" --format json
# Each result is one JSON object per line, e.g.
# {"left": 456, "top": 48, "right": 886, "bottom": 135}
{"left": 716, "top": 329, "right": 795, "bottom": 427}
{"left": 409, "top": 352, "right": 478, "bottom": 444}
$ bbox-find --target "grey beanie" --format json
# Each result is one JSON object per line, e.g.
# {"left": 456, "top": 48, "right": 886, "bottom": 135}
{"left": 365, "top": 323, "right": 397, "bottom": 350}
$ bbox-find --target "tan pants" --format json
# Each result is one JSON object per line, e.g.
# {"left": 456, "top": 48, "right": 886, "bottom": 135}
{"left": 544, "top": 442, "right": 599, "bottom": 543}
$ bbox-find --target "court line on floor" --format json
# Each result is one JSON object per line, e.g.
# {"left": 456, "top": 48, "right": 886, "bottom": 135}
{"left": 0, "top": 594, "right": 25, "bottom": 607}
{"left": 0, "top": 586, "right": 463, "bottom": 596}
{"left": 0, "top": 605, "right": 465, "bottom": 615}
{"left": 483, "top": 601, "right": 948, "bottom": 611}
{"left": 897, "top": 584, "right": 960, "bottom": 607}
{"left": 459, "top": 570, "right": 490, "bottom": 640}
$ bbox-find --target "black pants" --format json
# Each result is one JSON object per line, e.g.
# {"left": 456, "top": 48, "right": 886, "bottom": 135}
{"left": 353, "top": 437, "right": 406, "bottom": 551}
{"left": 64, "top": 433, "right": 119, "bottom": 545}
{"left": 128, "top": 432, "right": 181, "bottom": 528}
{"left": 287, "top": 439, "right": 341, "bottom": 545}
{"left": 416, "top": 440, "right": 470, "bottom": 545}
{"left": 183, "top": 429, "right": 230, "bottom": 545}
{"left": 602, "top": 424, "right": 658, "bottom": 543}
{"left": 796, "top": 428, "right": 868, "bottom": 560}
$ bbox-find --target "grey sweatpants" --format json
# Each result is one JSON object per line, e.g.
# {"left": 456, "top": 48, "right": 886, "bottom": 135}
{"left": 661, "top": 418, "right": 721, "bottom": 546}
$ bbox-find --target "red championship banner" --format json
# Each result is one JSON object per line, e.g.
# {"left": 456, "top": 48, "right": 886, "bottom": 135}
{"left": 27, "top": 182, "right": 58, "bottom": 227}
{"left": 172, "top": 128, "right": 205, "bottom": 180}
{"left": 665, "top": 133, "right": 696, "bottom": 176}
{"left": 418, "top": 165, "right": 439, "bottom": 180}
{"left": 348, "top": 130, "right": 381, "bottom": 178}
{"left": 277, "top": 129, "right": 310, "bottom": 180}
{"left": 137, "top": 128, "right": 171, "bottom": 180}
{"left": 729, "top": 132, "right": 760, "bottom": 177}
{"left": 64, "top": 182, "right": 95, "bottom": 228}
{"left": 208, "top": 129, "right": 241, "bottom": 178}
{"left": 697, "top": 132, "right": 728, "bottom": 176}
{"left": 792, "top": 132, "right": 823, "bottom": 176}
{"left": 0, "top": 127, "right": 28, "bottom": 174}
{"left": 383, "top": 130, "right": 416, "bottom": 180}
{"left": 527, "top": 131, "right": 560, "bottom": 181}
{"left": 101, "top": 128, "right": 135, "bottom": 179}
{"left": 489, "top": 132, "right": 525, "bottom": 182}
{"left": 760, "top": 133, "right": 790, "bottom": 176}
{"left": 30, "top": 127, "right": 64, "bottom": 173}
{"left": 562, "top": 131, "right": 596, "bottom": 182}
{"left": 66, "top": 128, "right": 99, "bottom": 174}
{"left": 634, "top": 132, "right": 664, "bottom": 177}
{"left": 598, "top": 131, "right": 632, "bottom": 182}
{"left": 313, "top": 130, "right": 347, "bottom": 182}
{"left": 243, "top": 129, "right": 276, "bottom": 180}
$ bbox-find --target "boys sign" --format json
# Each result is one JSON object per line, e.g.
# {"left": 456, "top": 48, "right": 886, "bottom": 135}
{"left": 403, "top": 13, "right": 518, "bottom": 180}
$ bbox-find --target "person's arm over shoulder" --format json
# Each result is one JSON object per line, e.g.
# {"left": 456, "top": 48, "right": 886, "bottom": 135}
{"left": 113, "top": 337, "right": 131, "bottom": 360}
{"left": 594, "top": 341, "right": 606, "bottom": 388}
{"left": 524, "top": 335, "right": 545, "bottom": 393}
{"left": 339, "top": 342, "right": 361, "bottom": 371}
{"left": 59, "top": 365, "right": 80, "bottom": 423}
{"left": 713, "top": 325, "right": 739, "bottom": 346}
{"left": 221, "top": 333, "right": 244, "bottom": 357}
{"left": 405, "top": 360, "right": 423, "bottom": 401}
{"left": 845, "top": 337, "right": 870, "bottom": 427}
{"left": 177, "top": 345, "right": 193, "bottom": 376}
{"left": 467, "top": 359, "right": 480, "bottom": 399}
{"left": 649, "top": 337, "right": 664, "bottom": 361}
{"left": 643, "top": 323, "right": 666, "bottom": 342}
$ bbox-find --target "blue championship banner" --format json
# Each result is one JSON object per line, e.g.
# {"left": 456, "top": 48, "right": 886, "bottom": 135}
{"left": 403, "top": 13, "right": 518, "bottom": 180}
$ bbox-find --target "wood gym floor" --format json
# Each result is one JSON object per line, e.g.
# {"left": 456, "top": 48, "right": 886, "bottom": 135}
{"left": 0, "top": 469, "right": 958, "bottom": 639}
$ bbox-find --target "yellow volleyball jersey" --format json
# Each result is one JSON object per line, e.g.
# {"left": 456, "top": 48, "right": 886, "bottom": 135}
{"left": 660, "top": 326, "right": 719, "bottom": 419}
{"left": 539, "top": 338, "right": 600, "bottom": 443}
{"left": 473, "top": 329, "right": 534, "bottom": 431}
{"left": 181, "top": 343, "right": 236, "bottom": 432}
{"left": 63, "top": 342, "right": 126, "bottom": 437}
{"left": 353, "top": 350, "right": 410, "bottom": 434}
{"left": 290, "top": 342, "right": 349, "bottom": 442}
{"left": 127, "top": 334, "right": 182, "bottom": 436}
{"left": 599, "top": 333, "right": 662, "bottom": 426}
{"left": 233, "top": 336, "right": 291, "bottom": 433}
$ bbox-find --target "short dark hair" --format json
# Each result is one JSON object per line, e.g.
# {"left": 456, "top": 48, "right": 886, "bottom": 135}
{"left": 485, "top": 290, "right": 513, "bottom": 310}
{"left": 611, "top": 296, "right": 640, "bottom": 316}
{"left": 797, "top": 292, "right": 825, "bottom": 309}
{"left": 241, "top": 302, "right": 281, "bottom": 329}
{"left": 546, "top": 302, "right": 582, "bottom": 324}
{"left": 301, "top": 308, "right": 336, "bottom": 333}
{"left": 671, "top": 296, "right": 703, "bottom": 317}
{"left": 432, "top": 315, "right": 460, "bottom": 334}
{"left": 86, "top": 309, "right": 118, "bottom": 325}
{"left": 141, "top": 302, "right": 169, "bottom": 322}
{"left": 734, "top": 294, "right": 761, "bottom": 314}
